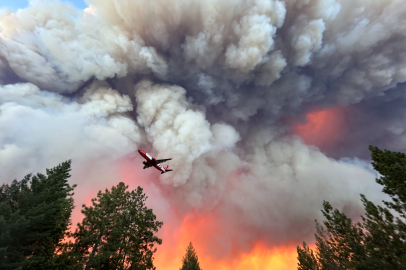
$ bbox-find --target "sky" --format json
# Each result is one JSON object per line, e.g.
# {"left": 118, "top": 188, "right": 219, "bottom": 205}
{"left": 0, "top": 0, "right": 87, "bottom": 11}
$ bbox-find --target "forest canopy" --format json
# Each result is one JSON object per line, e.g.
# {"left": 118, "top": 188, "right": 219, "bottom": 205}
{"left": 0, "top": 160, "right": 163, "bottom": 270}
{"left": 297, "top": 146, "right": 406, "bottom": 269}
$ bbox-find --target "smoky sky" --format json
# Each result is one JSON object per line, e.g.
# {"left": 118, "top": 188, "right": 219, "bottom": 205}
{"left": 1, "top": 0, "right": 405, "bottom": 258}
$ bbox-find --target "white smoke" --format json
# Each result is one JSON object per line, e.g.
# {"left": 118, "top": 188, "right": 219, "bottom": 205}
{"left": 0, "top": 82, "right": 140, "bottom": 181}
{"left": 1, "top": 0, "right": 405, "bottom": 261}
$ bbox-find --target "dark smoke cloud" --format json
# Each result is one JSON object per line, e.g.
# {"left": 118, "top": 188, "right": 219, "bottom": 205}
{"left": 1, "top": 0, "right": 404, "bottom": 257}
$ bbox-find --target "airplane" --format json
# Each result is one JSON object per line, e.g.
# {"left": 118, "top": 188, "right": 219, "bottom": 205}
{"left": 138, "top": 150, "right": 173, "bottom": 174}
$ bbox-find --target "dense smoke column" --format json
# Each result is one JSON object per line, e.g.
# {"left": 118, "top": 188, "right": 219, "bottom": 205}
{"left": 1, "top": 0, "right": 406, "bottom": 263}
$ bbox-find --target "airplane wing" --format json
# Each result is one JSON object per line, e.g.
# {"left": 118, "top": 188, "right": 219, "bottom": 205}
{"left": 155, "top": 158, "right": 172, "bottom": 164}
{"left": 143, "top": 164, "right": 152, "bottom": 169}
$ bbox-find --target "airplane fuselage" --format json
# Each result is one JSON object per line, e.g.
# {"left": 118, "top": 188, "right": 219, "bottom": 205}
{"left": 138, "top": 150, "right": 172, "bottom": 174}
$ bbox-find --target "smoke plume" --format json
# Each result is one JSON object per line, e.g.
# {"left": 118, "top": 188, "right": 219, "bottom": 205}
{"left": 1, "top": 0, "right": 406, "bottom": 267}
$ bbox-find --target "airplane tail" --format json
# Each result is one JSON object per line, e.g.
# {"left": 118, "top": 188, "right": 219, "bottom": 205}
{"left": 161, "top": 165, "right": 173, "bottom": 174}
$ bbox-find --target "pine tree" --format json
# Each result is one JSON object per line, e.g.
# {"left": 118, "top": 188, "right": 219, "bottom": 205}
{"left": 297, "top": 242, "right": 319, "bottom": 270}
{"left": 297, "top": 146, "right": 406, "bottom": 269}
{"left": 72, "top": 182, "right": 163, "bottom": 270}
{"left": 360, "top": 146, "right": 406, "bottom": 269}
{"left": 180, "top": 242, "right": 202, "bottom": 270}
{"left": 0, "top": 160, "right": 76, "bottom": 269}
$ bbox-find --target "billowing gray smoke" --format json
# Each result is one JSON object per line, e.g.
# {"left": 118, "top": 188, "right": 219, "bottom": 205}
{"left": 1, "top": 0, "right": 405, "bottom": 259}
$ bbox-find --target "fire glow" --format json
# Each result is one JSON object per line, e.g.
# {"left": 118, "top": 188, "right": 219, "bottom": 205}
{"left": 153, "top": 213, "right": 299, "bottom": 270}
{"left": 115, "top": 158, "right": 299, "bottom": 270}
{"left": 293, "top": 106, "right": 348, "bottom": 150}
{"left": 1, "top": 0, "right": 403, "bottom": 269}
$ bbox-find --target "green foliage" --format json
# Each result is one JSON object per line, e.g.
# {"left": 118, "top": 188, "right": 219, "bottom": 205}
{"left": 0, "top": 163, "right": 164, "bottom": 270}
{"left": 297, "top": 242, "right": 319, "bottom": 270}
{"left": 297, "top": 146, "right": 406, "bottom": 270}
{"left": 360, "top": 195, "right": 406, "bottom": 269}
{"left": 316, "top": 201, "right": 367, "bottom": 270}
{"left": 72, "top": 182, "right": 163, "bottom": 270}
{"left": 180, "top": 242, "right": 202, "bottom": 270}
{"left": 369, "top": 145, "right": 406, "bottom": 216}
{"left": 0, "top": 160, "right": 76, "bottom": 269}
{"left": 361, "top": 145, "right": 406, "bottom": 269}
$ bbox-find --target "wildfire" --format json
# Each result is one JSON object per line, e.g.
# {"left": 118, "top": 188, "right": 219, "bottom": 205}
{"left": 153, "top": 212, "right": 299, "bottom": 270}
{"left": 215, "top": 244, "right": 298, "bottom": 270}
{"left": 153, "top": 107, "right": 350, "bottom": 270}
{"left": 113, "top": 154, "right": 302, "bottom": 270}
{"left": 65, "top": 106, "right": 350, "bottom": 270}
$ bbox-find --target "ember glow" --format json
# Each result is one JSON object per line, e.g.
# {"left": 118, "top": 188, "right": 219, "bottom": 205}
{"left": 153, "top": 212, "right": 299, "bottom": 270}
{"left": 119, "top": 160, "right": 299, "bottom": 269}
{"left": 155, "top": 239, "right": 298, "bottom": 270}
{"left": 2, "top": 0, "right": 406, "bottom": 268}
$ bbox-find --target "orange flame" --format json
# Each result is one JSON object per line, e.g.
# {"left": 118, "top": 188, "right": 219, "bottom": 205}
{"left": 70, "top": 155, "right": 302, "bottom": 270}
{"left": 154, "top": 212, "right": 299, "bottom": 270}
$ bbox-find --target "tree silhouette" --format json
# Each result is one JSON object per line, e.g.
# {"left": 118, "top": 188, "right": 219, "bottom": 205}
{"left": 72, "top": 182, "right": 163, "bottom": 270}
{"left": 0, "top": 160, "right": 76, "bottom": 269}
{"left": 180, "top": 242, "right": 202, "bottom": 270}
{"left": 297, "top": 146, "right": 406, "bottom": 269}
